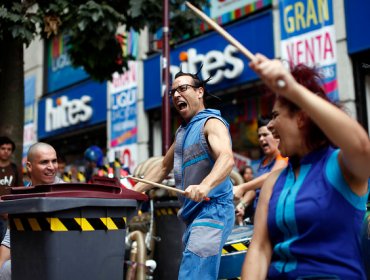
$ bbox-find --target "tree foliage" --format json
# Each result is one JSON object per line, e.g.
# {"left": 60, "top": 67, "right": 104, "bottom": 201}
{"left": 0, "top": 0, "right": 208, "bottom": 81}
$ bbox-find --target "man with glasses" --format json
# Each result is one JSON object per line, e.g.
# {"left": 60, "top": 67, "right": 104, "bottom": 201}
{"left": 135, "top": 70, "right": 235, "bottom": 279}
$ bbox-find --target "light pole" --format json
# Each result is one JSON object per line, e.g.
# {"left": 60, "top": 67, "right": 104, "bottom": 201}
{"left": 161, "top": 0, "right": 171, "bottom": 155}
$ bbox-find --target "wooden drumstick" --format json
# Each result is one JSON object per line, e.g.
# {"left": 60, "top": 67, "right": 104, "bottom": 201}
{"left": 186, "top": 1, "right": 254, "bottom": 61}
{"left": 127, "top": 175, "right": 210, "bottom": 201}
{"left": 185, "top": 1, "right": 286, "bottom": 88}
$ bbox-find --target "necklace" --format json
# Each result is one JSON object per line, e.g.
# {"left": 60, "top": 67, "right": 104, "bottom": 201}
{"left": 0, "top": 164, "right": 6, "bottom": 173}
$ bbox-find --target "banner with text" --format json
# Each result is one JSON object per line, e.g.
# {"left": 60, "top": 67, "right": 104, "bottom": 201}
{"left": 47, "top": 34, "right": 89, "bottom": 93}
{"left": 279, "top": 0, "right": 338, "bottom": 101}
{"left": 107, "top": 61, "right": 138, "bottom": 172}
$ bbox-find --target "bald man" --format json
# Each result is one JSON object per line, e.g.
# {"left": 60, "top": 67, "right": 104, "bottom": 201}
{"left": 26, "top": 142, "right": 64, "bottom": 186}
{"left": 0, "top": 142, "right": 64, "bottom": 279}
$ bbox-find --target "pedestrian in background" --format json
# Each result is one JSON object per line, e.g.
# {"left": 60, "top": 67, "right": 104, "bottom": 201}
{"left": 235, "top": 164, "right": 254, "bottom": 225}
{"left": 0, "top": 136, "right": 22, "bottom": 192}
{"left": 0, "top": 136, "right": 22, "bottom": 243}
{"left": 135, "top": 69, "right": 235, "bottom": 279}
{"left": 239, "top": 165, "right": 254, "bottom": 183}
{"left": 234, "top": 118, "right": 287, "bottom": 225}
{"left": 242, "top": 54, "right": 370, "bottom": 279}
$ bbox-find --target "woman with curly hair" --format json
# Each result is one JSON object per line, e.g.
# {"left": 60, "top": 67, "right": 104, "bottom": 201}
{"left": 242, "top": 54, "right": 370, "bottom": 279}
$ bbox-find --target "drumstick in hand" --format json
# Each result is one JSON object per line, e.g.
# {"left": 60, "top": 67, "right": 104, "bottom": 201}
{"left": 127, "top": 175, "right": 210, "bottom": 201}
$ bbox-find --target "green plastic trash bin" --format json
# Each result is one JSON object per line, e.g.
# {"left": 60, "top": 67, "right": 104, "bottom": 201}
{"left": 0, "top": 180, "right": 147, "bottom": 280}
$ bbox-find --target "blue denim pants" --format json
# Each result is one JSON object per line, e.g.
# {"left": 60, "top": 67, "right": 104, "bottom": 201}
{"left": 178, "top": 199, "right": 235, "bottom": 280}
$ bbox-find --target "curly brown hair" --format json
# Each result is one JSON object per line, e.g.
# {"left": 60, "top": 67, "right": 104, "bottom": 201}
{"left": 274, "top": 64, "right": 338, "bottom": 150}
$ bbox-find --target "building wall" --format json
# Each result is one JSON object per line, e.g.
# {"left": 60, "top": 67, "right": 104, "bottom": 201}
{"left": 144, "top": 0, "right": 370, "bottom": 167}
{"left": 24, "top": 36, "right": 44, "bottom": 132}
{"left": 22, "top": 1, "right": 369, "bottom": 170}
{"left": 23, "top": 36, "right": 44, "bottom": 166}
{"left": 333, "top": 0, "right": 357, "bottom": 117}
{"left": 136, "top": 27, "right": 151, "bottom": 164}
{"left": 343, "top": 0, "right": 370, "bottom": 134}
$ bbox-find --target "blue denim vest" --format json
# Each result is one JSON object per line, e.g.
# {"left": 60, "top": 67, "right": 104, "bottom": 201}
{"left": 174, "top": 109, "right": 233, "bottom": 223}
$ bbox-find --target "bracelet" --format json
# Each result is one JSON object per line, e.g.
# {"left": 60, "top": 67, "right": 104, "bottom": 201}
{"left": 238, "top": 201, "right": 247, "bottom": 208}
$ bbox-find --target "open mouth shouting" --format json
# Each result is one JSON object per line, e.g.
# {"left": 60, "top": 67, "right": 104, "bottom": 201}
{"left": 260, "top": 142, "right": 271, "bottom": 152}
{"left": 176, "top": 100, "right": 188, "bottom": 111}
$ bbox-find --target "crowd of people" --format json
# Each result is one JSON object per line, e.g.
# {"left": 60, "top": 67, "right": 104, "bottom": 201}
{"left": 133, "top": 55, "right": 370, "bottom": 279}
{"left": 0, "top": 54, "right": 369, "bottom": 279}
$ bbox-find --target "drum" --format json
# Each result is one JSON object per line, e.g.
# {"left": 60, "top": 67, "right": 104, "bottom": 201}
{"left": 153, "top": 199, "right": 185, "bottom": 280}
{"left": 218, "top": 225, "right": 254, "bottom": 279}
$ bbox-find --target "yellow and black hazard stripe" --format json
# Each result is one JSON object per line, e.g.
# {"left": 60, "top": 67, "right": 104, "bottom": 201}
{"left": 222, "top": 239, "right": 250, "bottom": 255}
{"left": 9, "top": 217, "right": 126, "bottom": 232}
{"left": 155, "top": 207, "right": 179, "bottom": 217}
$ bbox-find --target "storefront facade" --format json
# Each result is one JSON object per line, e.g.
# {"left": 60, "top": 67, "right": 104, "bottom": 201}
{"left": 38, "top": 34, "right": 108, "bottom": 169}
{"left": 38, "top": 79, "right": 107, "bottom": 165}
{"left": 142, "top": 0, "right": 367, "bottom": 170}
{"left": 144, "top": 7, "right": 275, "bottom": 169}
{"left": 21, "top": 0, "right": 369, "bottom": 176}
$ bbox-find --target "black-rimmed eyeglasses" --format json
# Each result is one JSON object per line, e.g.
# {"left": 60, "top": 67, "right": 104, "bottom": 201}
{"left": 169, "top": 84, "right": 198, "bottom": 97}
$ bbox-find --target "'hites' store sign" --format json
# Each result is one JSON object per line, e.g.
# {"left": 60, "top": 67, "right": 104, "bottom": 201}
{"left": 45, "top": 96, "right": 93, "bottom": 132}
{"left": 143, "top": 11, "right": 275, "bottom": 110}
{"left": 170, "top": 45, "right": 244, "bottom": 85}
{"left": 38, "top": 80, "right": 107, "bottom": 139}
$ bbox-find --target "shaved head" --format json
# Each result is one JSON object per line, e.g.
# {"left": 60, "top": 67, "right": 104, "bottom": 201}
{"left": 27, "top": 142, "right": 56, "bottom": 163}
{"left": 26, "top": 142, "right": 58, "bottom": 185}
